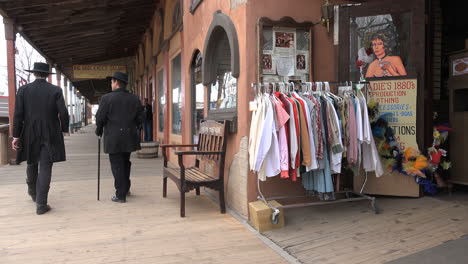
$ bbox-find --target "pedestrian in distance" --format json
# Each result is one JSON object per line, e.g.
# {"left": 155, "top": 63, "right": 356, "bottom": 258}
{"left": 95, "top": 72, "right": 144, "bottom": 203}
{"left": 143, "top": 98, "right": 153, "bottom": 142}
{"left": 12, "top": 62, "right": 70, "bottom": 215}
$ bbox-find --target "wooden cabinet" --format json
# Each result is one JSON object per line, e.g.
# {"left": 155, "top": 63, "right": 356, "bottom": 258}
{"left": 448, "top": 50, "right": 468, "bottom": 186}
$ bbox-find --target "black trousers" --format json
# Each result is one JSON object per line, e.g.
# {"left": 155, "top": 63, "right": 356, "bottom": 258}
{"left": 26, "top": 146, "right": 53, "bottom": 205}
{"left": 109, "top": 152, "right": 131, "bottom": 199}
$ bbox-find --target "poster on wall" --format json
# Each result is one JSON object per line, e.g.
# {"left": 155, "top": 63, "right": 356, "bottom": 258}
{"left": 262, "top": 51, "right": 276, "bottom": 75}
{"left": 350, "top": 13, "right": 413, "bottom": 80}
{"left": 273, "top": 27, "right": 296, "bottom": 57}
{"left": 276, "top": 57, "right": 295, "bottom": 77}
{"left": 368, "top": 79, "right": 418, "bottom": 151}
{"left": 452, "top": 57, "right": 468, "bottom": 76}
{"left": 260, "top": 22, "right": 311, "bottom": 82}
{"left": 296, "top": 51, "right": 309, "bottom": 74}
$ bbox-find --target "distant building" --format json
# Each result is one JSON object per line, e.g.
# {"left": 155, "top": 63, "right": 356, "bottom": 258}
{"left": 0, "top": 96, "right": 8, "bottom": 124}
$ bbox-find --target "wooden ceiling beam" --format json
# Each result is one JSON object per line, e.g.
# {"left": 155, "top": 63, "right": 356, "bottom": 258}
{"left": 24, "top": 19, "right": 150, "bottom": 38}
{"left": 20, "top": 16, "right": 120, "bottom": 28}
{"left": 33, "top": 31, "right": 115, "bottom": 43}
{"left": 38, "top": 37, "right": 137, "bottom": 50}
{"left": 48, "top": 50, "right": 109, "bottom": 60}
{"left": 35, "top": 32, "right": 144, "bottom": 46}
{"left": 24, "top": 20, "right": 118, "bottom": 31}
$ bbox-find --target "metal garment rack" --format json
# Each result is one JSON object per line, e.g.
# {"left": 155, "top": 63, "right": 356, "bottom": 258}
{"left": 251, "top": 81, "right": 379, "bottom": 224}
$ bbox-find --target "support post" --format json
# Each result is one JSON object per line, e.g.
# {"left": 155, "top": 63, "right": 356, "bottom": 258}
{"left": 47, "top": 63, "right": 53, "bottom": 83}
{"left": 4, "top": 18, "right": 16, "bottom": 137}
{"left": 63, "top": 78, "right": 70, "bottom": 136}
{"left": 56, "top": 69, "right": 61, "bottom": 88}
{"left": 69, "top": 85, "right": 74, "bottom": 133}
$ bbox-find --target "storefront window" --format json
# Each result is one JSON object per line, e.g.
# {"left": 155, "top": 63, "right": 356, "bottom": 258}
{"left": 208, "top": 30, "right": 237, "bottom": 110}
{"left": 158, "top": 69, "right": 165, "bottom": 133}
{"left": 172, "top": 1, "right": 182, "bottom": 32}
{"left": 192, "top": 51, "right": 204, "bottom": 143}
{"left": 190, "top": 0, "right": 203, "bottom": 13}
{"left": 171, "top": 54, "right": 182, "bottom": 134}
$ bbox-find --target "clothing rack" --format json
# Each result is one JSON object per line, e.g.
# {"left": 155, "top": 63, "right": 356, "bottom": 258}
{"left": 251, "top": 81, "right": 379, "bottom": 224}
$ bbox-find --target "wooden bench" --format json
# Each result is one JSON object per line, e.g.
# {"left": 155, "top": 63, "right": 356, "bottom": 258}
{"left": 161, "top": 120, "right": 229, "bottom": 217}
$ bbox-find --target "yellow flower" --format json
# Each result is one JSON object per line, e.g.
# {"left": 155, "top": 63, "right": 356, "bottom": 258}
{"left": 441, "top": 161, "right": 452, "bottom": 170}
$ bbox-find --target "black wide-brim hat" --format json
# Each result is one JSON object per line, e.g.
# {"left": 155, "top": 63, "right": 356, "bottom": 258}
{"left": 106, "top": 72, "right": 128, "bottom": 84}
{"left": 25, "top": 62, "right": 55, "bottom": 74}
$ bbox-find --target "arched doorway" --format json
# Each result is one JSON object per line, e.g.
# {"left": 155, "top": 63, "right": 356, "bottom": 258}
{"left": 202, "top": 10, "right": 240, "bottom": 131}
{"left": 190, "top": 50, "right": 204, "bottom": 143}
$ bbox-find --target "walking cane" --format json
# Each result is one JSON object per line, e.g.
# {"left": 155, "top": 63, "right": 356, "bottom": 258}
{"left": 97, "top": 136, "right": 101, "bottom": 201}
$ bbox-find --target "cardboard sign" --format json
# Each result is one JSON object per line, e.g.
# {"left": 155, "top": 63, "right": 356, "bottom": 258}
{"left": 73, "top": 65, "right": 127, "bottom": 79}
{"left": 368, "top": 79, "right": 418, "bottom": 151}
{"left": 354, "top": 79, "right": 420, "bottom": 198}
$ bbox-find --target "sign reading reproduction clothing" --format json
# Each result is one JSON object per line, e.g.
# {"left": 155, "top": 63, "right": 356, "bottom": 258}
{"left": 368, "top": 79, "right": 418, "bottom": 151}
{"left": 73, "top": 65, "right": 127, "bottom": 79}
{"left": 354, "top": 78, "right": 420, "bottom": 198}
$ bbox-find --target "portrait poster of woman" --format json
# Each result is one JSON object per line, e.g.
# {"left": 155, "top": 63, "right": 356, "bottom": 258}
{"left": 350, "top": 12, "right": 414, "bottom": 80}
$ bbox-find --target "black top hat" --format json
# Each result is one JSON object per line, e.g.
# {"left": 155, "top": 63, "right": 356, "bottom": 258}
{"left": 25, "top": 62, "right": 55, "bottom": 74}
{"left": 107, "top": 72, "right": 128, "bottom": 84}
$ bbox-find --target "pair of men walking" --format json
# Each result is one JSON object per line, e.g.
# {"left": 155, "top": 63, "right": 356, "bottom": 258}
{"left": 12, "top": 62, "right": 143, "bottom": 215}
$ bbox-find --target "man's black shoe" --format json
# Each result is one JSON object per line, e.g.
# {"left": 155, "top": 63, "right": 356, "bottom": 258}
{"left": 36, "top": 204, "right": 51, "bottom": 215}
{"left": 111, "top": 196, "right": 126, "bottom": 203}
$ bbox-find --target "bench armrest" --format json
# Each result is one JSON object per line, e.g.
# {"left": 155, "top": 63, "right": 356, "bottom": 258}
{"left": 175, "top": 150, "right": 224, "bottom": 156}
{"left": 161, "top": 144, "right": 198, "bottom": 167}
{"left": 160, "top": 144, "right": 198, "bottom": 148}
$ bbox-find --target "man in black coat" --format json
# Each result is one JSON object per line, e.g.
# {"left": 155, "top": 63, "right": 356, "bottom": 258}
{"left": 95, "top": 72, "right": 144, "bottom": 203}
{"left": 143, "top": 98, "right": 153, "bottom": 142}
{"left": 12, "top": 62, "right": 69, "bottom": 215}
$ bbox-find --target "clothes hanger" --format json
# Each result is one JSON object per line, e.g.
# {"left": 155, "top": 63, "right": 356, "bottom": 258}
{"left": 314, "top": 81, "right": 322, "bottom": 96}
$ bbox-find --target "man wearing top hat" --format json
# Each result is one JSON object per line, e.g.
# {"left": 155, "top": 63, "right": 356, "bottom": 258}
{"left": 95, "top": 72, "right": 144, "bottom": 203}
{"left": 12, "top": 62, "right": 69, "bottom": 215}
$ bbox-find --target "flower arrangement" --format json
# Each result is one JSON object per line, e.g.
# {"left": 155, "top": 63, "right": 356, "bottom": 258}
{"left": 369, "top": 102, "right": 446, "bottom": 194}
{"left": 356, "top": 47, "right": 374, "bottom": 80}
{"left": 427, "top": 124, "right": 452, "bottom": 187}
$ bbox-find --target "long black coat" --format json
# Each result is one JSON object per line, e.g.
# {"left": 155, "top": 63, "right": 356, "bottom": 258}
{"left": 13, "top": 79, "right": 69, "bottom": 164}
{"left": 95, "top": 88, "right": 144, "bottom": 154}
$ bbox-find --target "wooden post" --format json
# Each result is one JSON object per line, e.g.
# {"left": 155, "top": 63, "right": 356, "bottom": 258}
{"left": 3, "top": 18, "right": 16, "bottom": 137}
{"left": 56, "top": 69, "right": 61, "bottom": 88}
{"left": 47, "top": 63, "right": 53, "bottom": 83}
{"left": 63, "top": 78, "right": 70, "bottom": 136}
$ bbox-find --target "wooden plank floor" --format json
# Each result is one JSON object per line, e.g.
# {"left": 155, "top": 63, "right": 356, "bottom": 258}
{"left": 0, "top": 126, "right": 287, "bottom": 264}
{"left": 263, "top": 190, "right": 468, "bottom": 264}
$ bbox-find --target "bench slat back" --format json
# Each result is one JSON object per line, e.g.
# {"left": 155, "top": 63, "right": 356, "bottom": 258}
{"left": 196, "top": 120, "right": 228, "bottom": 176}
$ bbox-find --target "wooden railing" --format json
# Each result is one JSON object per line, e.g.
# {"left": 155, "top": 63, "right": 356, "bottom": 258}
{"left": 0, "top": 124, "right": 9, "bottom": 165}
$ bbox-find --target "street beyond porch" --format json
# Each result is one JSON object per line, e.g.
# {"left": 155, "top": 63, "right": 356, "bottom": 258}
{"left": 0, "top": 125, "right": 287, "bottom": 264}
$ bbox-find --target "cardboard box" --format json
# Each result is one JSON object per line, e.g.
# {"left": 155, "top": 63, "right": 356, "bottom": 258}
{"left": 249, "top": 200, "right": 284, "bottom": 232}
{"left": 354, "top": 170, "right": 420, "bottom": 197}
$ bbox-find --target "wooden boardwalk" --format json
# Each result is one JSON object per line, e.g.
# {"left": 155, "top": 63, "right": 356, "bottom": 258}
{"left": 0, "top": 126, "right": 287, "bottom": 264}
{"left": 263, "top": 189, "right": 468, "bottom": 264}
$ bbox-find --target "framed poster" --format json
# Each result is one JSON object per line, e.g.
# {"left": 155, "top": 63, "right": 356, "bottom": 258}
{"left": 338, "top": 0, "right": 429, "bottom": 149}
{"left": 348, "top": 12, "right": 413, "bottom": 80}
{"left": 258, "top": 17, "right": 313, "bottom": 82}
